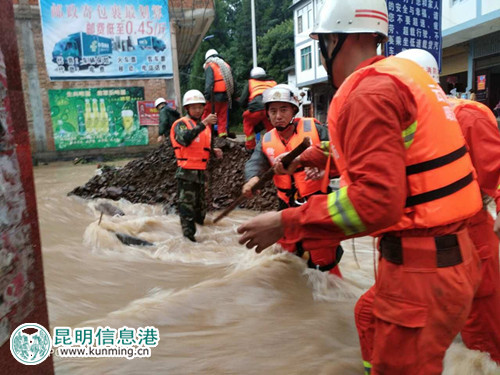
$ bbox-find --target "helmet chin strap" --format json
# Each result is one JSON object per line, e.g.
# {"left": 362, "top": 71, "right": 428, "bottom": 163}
{"left": 319, "top": 33, "right": 348, "bottom": 90}
{"left": 275, "top": 116, "right": 296, "bottom": 132}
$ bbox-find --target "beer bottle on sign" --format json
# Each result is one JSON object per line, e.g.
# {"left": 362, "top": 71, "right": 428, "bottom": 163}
{"left": 91, "top": 98, "right": 99, "bottom": 132}
{"left": 99, "top": 99, "right": 109, "bottom": 132}
{"left": 77, "top": 105, "right": 86, "bottom": 134}
{"left": 84, "top": 99, "right": 92, "bottom": 131}
{"left": 108, "top": 113, "right": 116, "bottom": 134}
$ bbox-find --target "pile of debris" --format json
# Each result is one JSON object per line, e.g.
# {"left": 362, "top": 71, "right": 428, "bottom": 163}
{"left": 69, "top": 138, "right": 278, "bottom": 213}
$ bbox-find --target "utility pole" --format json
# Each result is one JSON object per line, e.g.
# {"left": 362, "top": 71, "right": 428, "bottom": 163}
{"left": 251, "top": 0, "right": 257, "bottom": 68}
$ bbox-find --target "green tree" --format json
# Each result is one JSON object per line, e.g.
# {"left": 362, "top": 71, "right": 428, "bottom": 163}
{"left": 257, "top": 19, "right": 294, "bottom": 83}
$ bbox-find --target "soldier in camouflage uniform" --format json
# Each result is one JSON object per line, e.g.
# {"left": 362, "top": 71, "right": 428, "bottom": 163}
{"left": 170, "top": 89, "right": 222, "bottom": 242}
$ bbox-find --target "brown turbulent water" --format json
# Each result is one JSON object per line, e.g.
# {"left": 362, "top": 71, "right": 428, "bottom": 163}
{"left": 33, "top": 161, "right": 499, "bottom": 375}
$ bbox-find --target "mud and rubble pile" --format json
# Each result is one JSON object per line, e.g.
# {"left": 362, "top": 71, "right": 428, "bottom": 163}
{"left": 69, "top": 138, "right": 278, "bottom": 212}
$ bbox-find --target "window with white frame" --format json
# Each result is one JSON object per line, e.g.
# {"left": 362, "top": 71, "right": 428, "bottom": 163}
{"left": 298, "top": 15, "right": 303, "bottom": 34}
{"left": 301, "top": 46, "right": 312, "bottom": 71}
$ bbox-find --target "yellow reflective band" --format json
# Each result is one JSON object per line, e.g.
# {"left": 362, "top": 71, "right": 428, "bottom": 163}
{"left": 327, "top": 187, "right": 366, "bottom": 235}
{"left": 401, "top": 120, "right": 417, "bottom": 149}
{"left": 363, "top": 360, "right": 372, "bottom": 375}
{"left": 218, "top": 132, "right": 228, "bottom": 137}
{"left": 246, "top": 134, "right": 256, "bottom": 141}
{"left": 320, "top": 141, "right": 330, "bottom": 156}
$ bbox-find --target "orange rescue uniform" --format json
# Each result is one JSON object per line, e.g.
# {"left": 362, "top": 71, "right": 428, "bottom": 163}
{"left": 280, "top": 56, "right": 482, "bottom": 375}
{"left": 262, "top": 119, "right": 323, "bottom": 204}
{"left": 449, "top": 98, "right": 500, "bottom": 363}
{"left": 203, "top": 61, "right": 231, "bottom": 137}
{"left": 262, "top": 118, "right": 342, "bottom": 276}
{"left": 243, "top": 78, "right": 276, "bottom": 150}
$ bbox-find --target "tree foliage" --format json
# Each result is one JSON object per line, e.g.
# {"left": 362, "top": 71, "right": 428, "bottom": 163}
{"left": 257, "top": 19, "right": 294, "bottom": 83}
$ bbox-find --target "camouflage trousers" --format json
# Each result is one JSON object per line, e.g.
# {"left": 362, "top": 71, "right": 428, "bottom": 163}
{"left": 177, "top": 179, "right": 206, "bottom": 238}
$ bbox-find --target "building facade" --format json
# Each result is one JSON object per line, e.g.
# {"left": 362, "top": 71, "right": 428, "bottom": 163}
{"left": 441, "top": 0, "right": 500, "bottom": 110}
{"left": 292, "top": 0, "right": 500, "bottom": 122}
{"left": 291, "top": 0, "right": 330, "bottom": 124}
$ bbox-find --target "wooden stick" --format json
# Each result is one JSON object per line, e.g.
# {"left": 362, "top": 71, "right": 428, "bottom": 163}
{"left": 213, "top": 137, "right": 311, "bottom": 223}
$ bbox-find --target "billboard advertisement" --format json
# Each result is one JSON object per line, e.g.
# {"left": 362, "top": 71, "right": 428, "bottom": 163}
{"left": 48, "top": 87, "right": 149, "bottom": 150}
{"left": 39, "top": 0, "right": 173, "bottom": 80}
{"left": 477, "top": 75, "right": 486, "bottom": 91}
{"left": 385, "top": 0, "right": 442, "bottom": 70}
{"left": 137, "top": 100, "right": 159, "bottom": 126}
{"left": 137, "top": 99, "right": 176, "bottom": 125}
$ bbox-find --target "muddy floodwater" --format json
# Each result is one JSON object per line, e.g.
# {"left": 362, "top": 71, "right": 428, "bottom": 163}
{"left": 33, "top": 161, "right": 499, "bottom": 375}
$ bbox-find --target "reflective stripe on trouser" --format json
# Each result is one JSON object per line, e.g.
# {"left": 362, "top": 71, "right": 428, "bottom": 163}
{"left": 327, "top": 187, "right": 366, "bottom": 235}
{"left": 354, "top": 229, "right": 481, "bottom": 374}
{"left": 363, "top": 360, "right": 372, "bottom": 375}
{"left": 202, "top": 101, "right": 229, "bottom": 136}
{"left": 177, "top": 179, "right": 206, "bottom": 238}
{"left": 243, "top": 109, "right": 272, "bottom": 150}
{"left": 462, "top": 209, "right": 500, "bottom": 363}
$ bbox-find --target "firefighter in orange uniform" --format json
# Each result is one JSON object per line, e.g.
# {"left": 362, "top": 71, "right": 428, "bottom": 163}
{"left": 202, "top": 49, "right": 234, "bottom": 138}
{"left": 237, "top": 1, "right": 483, "bottom": 374}
{"left": 239, "top": 67, "right": 277, "bottom": 152}
{"left": 396, "top": 48, "right": 500, "bottom": 365}
{"left": 242, "top": 84, "right": 343, "bottom": 276}
{"left": 452, "top": 96, "right": 500, "bottom": 364}
{"left": 170, "top": 89, "right": 222, "bottom": 242}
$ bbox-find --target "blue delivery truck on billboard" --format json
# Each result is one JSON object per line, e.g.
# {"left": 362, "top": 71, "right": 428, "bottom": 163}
{"left": 137, "top": 36, "right": 166, "bottom": 52}
{"left": 52, "top": 32, "right": 113, "bottom": 69}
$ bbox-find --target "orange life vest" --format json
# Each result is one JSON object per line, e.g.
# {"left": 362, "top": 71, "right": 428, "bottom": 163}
{"left": 328, "top": 56, "right": 482, "bottom": 232}
{"left": 170, "top": 117, "right": 211, "bottom": 170}
{"left": 206, "top": 61, "right": 230, "bottom": 93}
{"left": 248, "top": 78, "right": 277, "bottom": 101}
{"left": 262, "top": 118, "right": 323, "bottom": 204}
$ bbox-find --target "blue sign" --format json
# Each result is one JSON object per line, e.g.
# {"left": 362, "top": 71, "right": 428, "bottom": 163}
{"left": 385, "top": 0, "right": 442, "bottom": 70}
{"left": 39, "top": 0, "right": 173, "bottom": 80}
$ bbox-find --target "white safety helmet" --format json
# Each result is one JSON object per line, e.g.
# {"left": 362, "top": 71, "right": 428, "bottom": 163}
{"left": 205, "top": 49, "right": 218, "bottom": 60}
{"left": 310, "top": 0, "right": 389, "bottom": 42}
{"left": 262, "top": 84, "right": 300, "bottom": 113}
{"left": 182, "top": 90, "right": 206, "bottom": 107}
{"left": 396, "top": 49, "right": 440, "bottom": 83}
{"left": 154, "top": 97, "right": 167, "bottom": 108}
{"left": 250, "top": 67, "right": 266, "bottom": 78}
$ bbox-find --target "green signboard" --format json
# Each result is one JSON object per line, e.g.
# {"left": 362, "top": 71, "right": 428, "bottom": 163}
{"left": 48, "top": 87, "right": 149, "bottom": 150}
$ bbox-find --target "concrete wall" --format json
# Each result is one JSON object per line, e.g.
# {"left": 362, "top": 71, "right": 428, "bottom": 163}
{"left": 443, "top": 0, "right": 476, "bottom": 30}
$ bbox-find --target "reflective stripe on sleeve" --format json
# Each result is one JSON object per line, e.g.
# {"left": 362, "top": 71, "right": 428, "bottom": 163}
{"left": 401, "top": 120, "right": 417, "bottom": 149}
{"left": 320, "top": 141, "right": 330, "bottom": 157}
{"left": 327, "top": 186, "right": 366, "bottom": 235}
{"left": 246, "top": 134, "right": 256, "bottom": 141}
